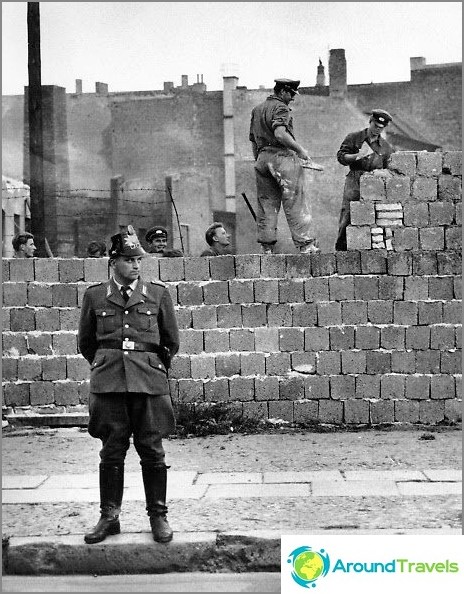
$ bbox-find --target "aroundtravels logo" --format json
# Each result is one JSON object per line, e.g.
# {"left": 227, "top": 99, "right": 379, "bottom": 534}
{"left": 287, "top": 546, "right": 331, "bottom": 588}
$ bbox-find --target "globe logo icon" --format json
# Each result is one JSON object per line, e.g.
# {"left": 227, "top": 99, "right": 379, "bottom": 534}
{"left": 287, "top": 546, "right": 330, "bottom": 588}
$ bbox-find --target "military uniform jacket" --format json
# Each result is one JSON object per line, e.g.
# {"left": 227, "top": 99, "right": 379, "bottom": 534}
{"left": 249, "top": 95, "right": 295, "bottom": 153}
{"left": 337, "top": 128, "right": 394, "bottom": 172}
{"left": 78, "top": 277, "right": 179, "bottom": 395}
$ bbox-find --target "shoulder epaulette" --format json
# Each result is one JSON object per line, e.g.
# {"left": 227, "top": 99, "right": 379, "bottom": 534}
{"left": 151, "top": 279, "right": 167, "bottom": 288}
{"left": 87, "top": 282, "right": 103, "bottom": 289}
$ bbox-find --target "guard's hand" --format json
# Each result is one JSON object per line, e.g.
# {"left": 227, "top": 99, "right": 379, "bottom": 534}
{"left": 297, "top": 148, "right": 309, "bottom": 161}
{"left": 355, "top": 142, "right": 374, "bottom": 160}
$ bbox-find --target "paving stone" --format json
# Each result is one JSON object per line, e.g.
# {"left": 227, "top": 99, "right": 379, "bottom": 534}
{"left": 312, "top": 480, "right": 400, "bottom": 497}
{"left": 397, "top": 482, "right": 462, "bottom": 496}
{"left": 204, "top": 483, "right": 310, "bottom": 498}
{"left": 196, "top": 472, "right": 262, "bottom": 485}
{"left": 263, "top": 471, "right": 343, "bottom": 483}
{"left": 2, "top": 475, "right": 49, "bottom": 490}
{"left": 422, "top": 469, "right": 462, "bottom": 482}
{"left": 344, "top": 470, "right": 427, "bottom": 482}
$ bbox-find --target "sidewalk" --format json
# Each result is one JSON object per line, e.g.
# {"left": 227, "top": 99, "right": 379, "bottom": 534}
{"left": 2, "top": 427, "right": 462, "bottom": 575}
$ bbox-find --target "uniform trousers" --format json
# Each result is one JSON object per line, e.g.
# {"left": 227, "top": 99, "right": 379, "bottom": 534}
{"left": 335, "top": 169, "right": 363, "bottom": 251}
{"left": 254, "top": 147, "right": 314, "bottom": 248}
{"left": 88, "top": 392, "right": 175, "bottom": 466}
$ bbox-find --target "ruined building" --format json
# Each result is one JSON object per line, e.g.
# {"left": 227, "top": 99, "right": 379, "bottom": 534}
{"left": 2, "top": 50, "right": 461, "bottom": 256}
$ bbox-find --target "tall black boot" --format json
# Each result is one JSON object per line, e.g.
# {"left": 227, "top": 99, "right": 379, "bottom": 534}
{"left": 141, "top": 464, "right": 173, "bottom": 543}
{"left": 84, "top": 463, "right": 124, "bottom": 544}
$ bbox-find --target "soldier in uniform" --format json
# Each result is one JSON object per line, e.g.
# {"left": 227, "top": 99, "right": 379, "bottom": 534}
{"left": 145, "top": 226, "right": 169, "bottom": 257}
{"left": 78, "top": 226, "right": 179, "bottom": 544}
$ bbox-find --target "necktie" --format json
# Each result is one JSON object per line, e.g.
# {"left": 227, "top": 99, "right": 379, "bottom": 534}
{"left": 121, "top": 286, "right": 130, "bottom": 303}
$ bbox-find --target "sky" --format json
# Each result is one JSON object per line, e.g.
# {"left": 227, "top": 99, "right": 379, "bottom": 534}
{"left": 1, "top": 2, "right": 462, "bottom": 95}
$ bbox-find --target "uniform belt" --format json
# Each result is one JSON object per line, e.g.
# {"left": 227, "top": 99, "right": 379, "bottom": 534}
{"left": 98, "top": 340, "right": 160, "bottom": 353}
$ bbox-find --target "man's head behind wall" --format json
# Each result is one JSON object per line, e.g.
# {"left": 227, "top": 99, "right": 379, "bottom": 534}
{"left": 145, "top": 226, "right": 168, "bottom": 254}
{"left": 205, "top": 222, "right": 230, "bottom": 247}
{"left": 12, "top": 232, "right": 36, "bottom": 258}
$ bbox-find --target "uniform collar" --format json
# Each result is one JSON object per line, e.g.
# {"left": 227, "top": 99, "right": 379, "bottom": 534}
{"left": 106, "top": 277, "right": 148, "bottom": 307}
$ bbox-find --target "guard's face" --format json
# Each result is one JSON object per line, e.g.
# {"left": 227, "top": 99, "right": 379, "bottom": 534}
{"left": 149, "top": 237, "right": 167, "bottom": 252}
{"left": 22, "top": 238, "right": 36, "bottom": 258}
{"left": 111, "top": 256, "right": 143, "bottom": 284}
{"left": 213, "top": 226, "right": 230, "bottom": 246}
{"left": 369, "top": 119, "right": 386, "bottom": 136}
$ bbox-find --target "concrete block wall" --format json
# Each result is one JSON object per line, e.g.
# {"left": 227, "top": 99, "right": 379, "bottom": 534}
{"left": 347, "top": 151, "right": 461, "bottom": 252}
{"left": 2, "top": 250, "right": 462, "bottom": 426}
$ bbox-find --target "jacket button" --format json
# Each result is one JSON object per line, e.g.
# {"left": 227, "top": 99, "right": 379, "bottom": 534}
{"left": 147, "top": 310, "right": 151, "bottom": 315}
{"left": 124, "top": 351, "right": 129, "bottom": 355}
{"left": 124, "top": 311, "right": 129, "bottom": 315}
{"left": 124, "top": 324, "right": 129, "bottom": 328}
{"left": 102, "top": 312, "right": 107, "bottom": 316}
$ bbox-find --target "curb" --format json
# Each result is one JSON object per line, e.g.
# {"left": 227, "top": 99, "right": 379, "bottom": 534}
{"left": 3, "top": 529, "right": 461, "bottom": 576}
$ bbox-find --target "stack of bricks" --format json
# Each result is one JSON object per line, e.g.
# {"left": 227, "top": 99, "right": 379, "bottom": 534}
{"left": 2, "top": 242, "right": 462, "bottom": 427}
{"left": 347, "top": 150, "right": 462, "bottom": 252}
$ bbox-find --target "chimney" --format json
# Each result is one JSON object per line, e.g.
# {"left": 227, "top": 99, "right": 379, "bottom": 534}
{"left": 410, "top": 56, "right": 426, "bottom": 71}
{"left": 329, "top": 49, "right": 347, "bottom": 98}
{"left": 95, "top": 82, "right": 108, "bottom": 96}
{"left": 163, "top": 81, "right": 174, "bottom": 92}
{"left": 316, "top": 58, "right": 326, "bottom": 87}
{"left": 75, "top": 79, "right": 83, "bottom": 94}
{"left": 181, "top": 75, "right": 188, "bottom": 88}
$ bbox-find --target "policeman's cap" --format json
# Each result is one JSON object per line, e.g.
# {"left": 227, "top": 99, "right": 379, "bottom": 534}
{"left": 371, "top": 109, "right": 393, "bottom": 127}
{"left": 109, "top": 225, "right": 146, "bottom": 258}
{"left": 274, "top": 78, "right": 300, "bottom": 96}
{"left": 145, "top": 226, "right": 168, "bottom": 243}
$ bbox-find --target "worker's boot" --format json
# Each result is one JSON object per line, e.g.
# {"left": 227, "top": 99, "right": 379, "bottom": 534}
{"left": 261, "top": 243, "right": 274, "bottom": 255}
{"left": 84, "top": 463, "right": 124, "bottom": 544}
{"left": 299, "top": 239, "right": 320, "bottom": 254}
{"left": 142, "top": 464, "right": 173, "bottom": 543}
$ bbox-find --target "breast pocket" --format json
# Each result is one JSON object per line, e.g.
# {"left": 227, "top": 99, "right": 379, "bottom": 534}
{"left": 137, "top": 306, "right": 157, "bottom": 331}
{"left": 95, "top": 308, "right": 117, "bottom": 333}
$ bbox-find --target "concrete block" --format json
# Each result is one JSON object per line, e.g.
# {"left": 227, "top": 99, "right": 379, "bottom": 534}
{"left": 387, "top": 253, "right": 412, "bottom": 275}
{"left": 380, "top": 374, "right": 405, "bottom": 399}
{"left": 419, "top": 400, "right": 445, "bottom": 424}
{"left": 350, "top": 202, "right": 375, "bottom": 225}
{"left": 34, "top": 259, "right": 59, "bottom": 282}
{"left": 255, "top": 376, "right": 279, "bottom": 401}
{"left": 42, "top": 308, "right": 67, "bottom": 332}
{"left": 403, "top": 203, "right": 429, "bottom": 227}
{"left": 304, "top": 375, "right": 330, "bottom": 399}
{"left": 370, "top": 400, "right": 395, "bottom": 424}
{"left": 310, "top": 253, "right": 336, "bottom": 277}
{"left": 2, "top": 259, "right": 10, "bottom": 282}
{"left": 285, "top": 254, "right": 311, "bottom": 278}
{"left": 386, "top": 176, "right": 411, "bottom": 203}
{"left": 268, "top": 400, "right": 294, "bottom": 422}
{"left": 329, "top": 326, "right": 355, "bottom": 350}
{"left": 254, "top": 280, "right": 279, "bottom": 303}
{"left": 405, "top": 375, "right": 430, "bottom": 400}
{"left": 445, "top": 227, "right": 462, "bottom": 250}
{"left": 328, "top": 276, "right": 354, "bottom": 301}
{"left": 17, "top": 357, "right": 42, "bottom": 381}
{"left": 304, "top": 278, "right": 329, "bottom": 302}
{"left": 428, "top": 276, "right": 454, "bottom": 300}
{"left": 204, "top": 329, "right": 230, "bottom": 353}
{"left": 183, "top": 257, "right": 210, "bottom": 281}
{"left": 52, "top": 333, "right": 78, "bottom": 355}
{"left": 260, "top": 254, "right": 286, "bottom": 278}
{"left": 430, "top": 326, "right": 455, "bottom": 350}
{"left": 217, "top": 304, "right": 242, "bottom": 328}
{"left": 344, "top": 399, "right": 369, "bottom": 424}
{"left": 394, "top": 399, "right": 419, "bottom": 423}
{"left": 367, "top": 300, "right": 393, "bottom": 324}
{"left": 78, "top": 382, "right": 90, "bottom": 404}
{"left": 190, "top": 355, "right": 216, "bottom": 379}
{"left": 234, "top": 254, "right": 261, "bottom": 279}
{"left": 293, "top": 400, "right": 319, "bottom": 423}
{"left": 242, "top": 401, "right": 268, "bottom": 421}
{"left": 265, "top": 352, "right": 291, "bottom": 376}
{"left": 277, "top": 328, "right": 303, "bottom": 352}
{"left": 4, "top": 383, "right": 30, "bottom": 406}
{"left": 366, "top": 351, "right": 391, "bottom": 374}
{"left": 437, "top": 252, "right": 461, "bottom": 275}
{"left": 267, "top": 304, "right": 292, "bottom": 327}
{"left": 242, "top": 304, "right": 267, "bottom": 327}
{"left": 240, "top": 353, "right": 266, "bottom": 376}
{"left": 3, "top": 282, "right": 27, "bottom": 306}
{"left": 229, "top": 377, "right": 255, "bottom": 401}
{"left": 419, "top": 228, "right": 445, "bottom": 250}
{"left": 2, "top": 333, "right": 28, "bottom": 356}
{"left": 175, "top": 308, "right": 192, "bottom": 329}
{"left": 316, "top": 351, "right": 341, "bottom": 374}
{"left": 27, "top": 283, "right": 53, "bottom": 306}
{"left": 27, "top": 333, "right": 54, "bottom": 355}
{"left": 392, "top": 227, "right": 419, "bottom": 251}
{"left": 52, "top": 284, "right": 78, "bottom": 307}
{"left": 317, "top": 302, "right": 342, "bottom": 325}
{"left": 335, "top": 251, "right": 362, "bottom": 275}
{"left": 279, "top": 279, "right": 304, "bottom": 303}
{"left": 404, "top": 276, "right": 428, "bottom": 300}
{"left": 229, "top": 280, "right": 254, "bottom": 304}
{"left": 2, "top": 357, "right": 18, "bottom": 380}
{"left": 418, "top": 301, "right": 443, "bottom": 325}
{"left": 393, "top": 301, "right": 418, "bottom": 325}
{"left": 380, "top": 326, "right": 405, "bottom": 350}
{"left": 440, "top": 352, "right": 461, "bottom": 375}
{"left": 443, "top": 151, "right": 462, "bottom": 176}
{"left": 341, "top": 350, "right": 366, "bottom": 374}
{"left": 318, "top": 399, "right": 343, "bottom": 424}
{"left": 330, "top": 375, "right": 355, "bottom": 400}
{"left": 412, "top": 252, "right": 438, "bottom": 275}
{"left": 178, "top": 283, "right": 203, "bottom": 306}
{"left": 378, "top": 276, "right": 403, "bottom": 300}
{"left": 202, "top": 281, "right": 229, "bottom": 305}
{"left": 429, "top": 201, "right": 455, "bottom": 226}
{"left": 355, "top": 326, "right": 380, "bottom": 350}
{"left": 360, "top": 252, "right": 387, "bottom": 274}
{"left": 292, "top": 303, "right": 317, "bottom": 327}
{"left": 159, "top": 257, "right": 185, "bottom": 281}
{"left": 204, "top": 378, "right": 230, "bottom": 402}
{"left": 58, "top": 259, "right": 84, "bottom": 282}
{"left": 341, "top": 301, "right": 367, "bottom": 324}
{"left": 416, "top": 151, "right": 442, "bottom": 176}
{"left": 192, "top": 306, "right": 217, "bottom": 329}
{"left": 84, "top": 257, "right": 110, "bottom": 282}
{"left": 177, "top": 379, "right": 204, "bottom": 403}
{"left": 304, "top": 327, "right": 329, "bottom": 351}
{"left": 9, "top": 258, "right": 34, "bottom": 282}
{"left": 291, "top": 352, "right": 316, "bottom": 373}
{"left": 412, "top": 177, "right": 438, "bottom": 201}
{"left": 443, "top": 301, "right": 461, "bottom": 324}
{"left": 229, "top": 329, "right": 255, "bottom": 352}
{"left": 279, "top": 377, "right": 304, "bottom": 401}
{"left": 254, "top": 327, "right": 279, "bottom": 353}
{"left": 389, "top": 152, "right": 416, "bottom": 177}
{"left": 438, "top": 175, "right": 462, "bottom": 201}
{"left": 29, "top": 382, "right": 55, "bottom": 406}
{"left": 445, "top": 398, "right": 463, "bottom": 422}
{"left": 42, "top": 356, "right": 67, "bottom": 380}
{"left": 169, "top": 356, "right": 191, "bottom": 380}
{"left": 405, "top": 326, "right": 430, "bottom": 350}
{"left": 208, "top": 256, "right": 235, "bottom": 281}
{"left": 178, "top": 329, "right": 203, "bottom": 354}
{"left": 54, "top": 381, "right": 80, "bottom": 405}
{"left": 10, "top": 307, "right": 36, "bottom": 332}
{"left": 346, "top": 226, "right": 371, "bottom": 250}
{"left": 360, "top": 173, "right": 386, "bottom": 200}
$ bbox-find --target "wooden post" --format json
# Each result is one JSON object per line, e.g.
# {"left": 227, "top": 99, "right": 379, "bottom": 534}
{"left": 27, "top": 2, "right": 46, "bottom": 257}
